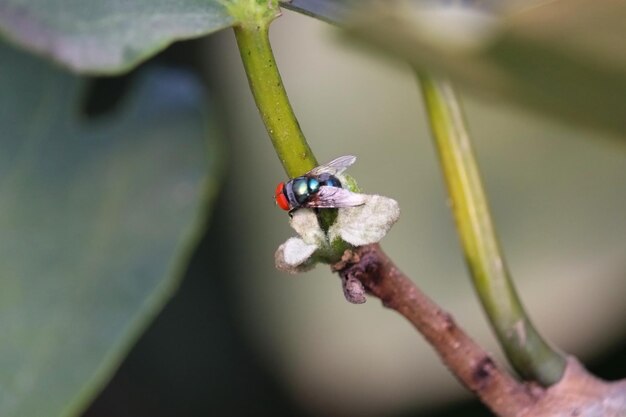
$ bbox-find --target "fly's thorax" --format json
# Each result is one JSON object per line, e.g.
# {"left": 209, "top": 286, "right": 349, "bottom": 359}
{"left": 290, "top": 177, "right": 310, "bottom": 204}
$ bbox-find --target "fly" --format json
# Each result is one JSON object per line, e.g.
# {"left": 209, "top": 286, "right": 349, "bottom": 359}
{"left": 274, "top": 155, "right": 366, "bottom": 214}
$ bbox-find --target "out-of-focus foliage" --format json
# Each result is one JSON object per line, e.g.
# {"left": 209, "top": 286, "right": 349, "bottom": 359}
{"left": 0, "top": 0, "right": 234, "bottom": 73}
{"left": 280, "top": 0, "right": 357, "bottom": 22}
{"left": 284, "top": 0, "right": 626, "bottom": 139}
{"left": 0, "top": 41, "right": 220, "bottom": 416}
{"left": 2, "top": 0, "right": 624, "bottom": 138}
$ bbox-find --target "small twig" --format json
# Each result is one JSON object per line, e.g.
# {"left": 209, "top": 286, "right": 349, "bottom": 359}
{"left": 333, "top": 245, "right": 626, "bottom": 416}
{"left": 333, "top": 244, "right": 538, "bottom": 417}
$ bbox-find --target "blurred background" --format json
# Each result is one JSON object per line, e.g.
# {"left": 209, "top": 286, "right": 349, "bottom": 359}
{"left": 81, "top": 9, "right": 626, "bottom": 417}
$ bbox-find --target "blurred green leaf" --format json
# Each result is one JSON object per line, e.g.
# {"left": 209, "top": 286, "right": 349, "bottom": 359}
{"left": 0, "top": 42, "right": 220, "bottom": 416}
{"left": 280, "top": 0, "right": 356, "bottom": 23}
{"left": 345, "top": 0, "right": 626, "bottom": 138}
{"left": 280, "top": 0, "right": 499, "bottom": 24}
{"left": 283, "top": 0, "right": 626, "bottom": 138}
{"left": 0, "top": 0, "right": 234, "bottom": 74}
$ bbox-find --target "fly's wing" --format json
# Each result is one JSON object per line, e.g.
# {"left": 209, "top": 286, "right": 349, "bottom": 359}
{"left": 307, "top": 155, "right": 357, "bottom": 177}
{"left": 303, "top": 186, "right": 367, "bottom": 209}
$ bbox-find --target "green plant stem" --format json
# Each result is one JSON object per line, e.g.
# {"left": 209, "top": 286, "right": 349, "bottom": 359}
{"left": 233, "top": 17, "right": 317, "bottom": 178}
{"left": 232, "top": 9, "right": 343, "bottom": 236}
{"left": 417, "top": 72, "right": 566, "bottom": 386}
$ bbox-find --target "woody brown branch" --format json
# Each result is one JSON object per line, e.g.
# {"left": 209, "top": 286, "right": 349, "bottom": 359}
{"left": 332, "top": 244, "right": 538, "bottom": 417}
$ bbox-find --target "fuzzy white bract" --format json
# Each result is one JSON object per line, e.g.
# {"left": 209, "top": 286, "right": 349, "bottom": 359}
{"left": 275, "top": 194, "right": 400, "bottom": 273}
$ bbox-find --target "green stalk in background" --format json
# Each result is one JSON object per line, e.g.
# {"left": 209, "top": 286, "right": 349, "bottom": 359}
{"left": 418, "top": 72, "right": 566, "bottom": 385}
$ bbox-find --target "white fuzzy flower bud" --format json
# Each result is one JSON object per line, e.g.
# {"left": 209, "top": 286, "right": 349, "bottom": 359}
{"left": 274, "top": 193, "right": 400, "bottom": 273}
{"left": 275, "top": 237, "right": 318, "bottom": 274}
{"left": 329, "top": 195, "right": 400, "bottom": 246}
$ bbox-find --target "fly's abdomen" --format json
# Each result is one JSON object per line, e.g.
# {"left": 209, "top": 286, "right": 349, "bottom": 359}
{"left": 318, "top": 174, "right": 342, "bottom": 189}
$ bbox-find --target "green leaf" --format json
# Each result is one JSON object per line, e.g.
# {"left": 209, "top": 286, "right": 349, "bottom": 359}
{"left": 0, "top": 0, "right": 234, "bottom": 74}
{"left": 345, "top": 1, "right": 626, "bottom": 138}
{"left": 0, "top": 41, "right": 220, "bottom": 417}
{"left": 280, "top": 0, "right": 502, "bottom": 23}
{"left": 280, "top": 0, "right": 355, "bottom": 23}
{"left": 284, "top": 0, "right": 626, "bottom": 138}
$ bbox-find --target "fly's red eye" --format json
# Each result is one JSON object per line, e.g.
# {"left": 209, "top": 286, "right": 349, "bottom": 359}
{"left": 274, "top": 182, "right": 290, "bottom": 211}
